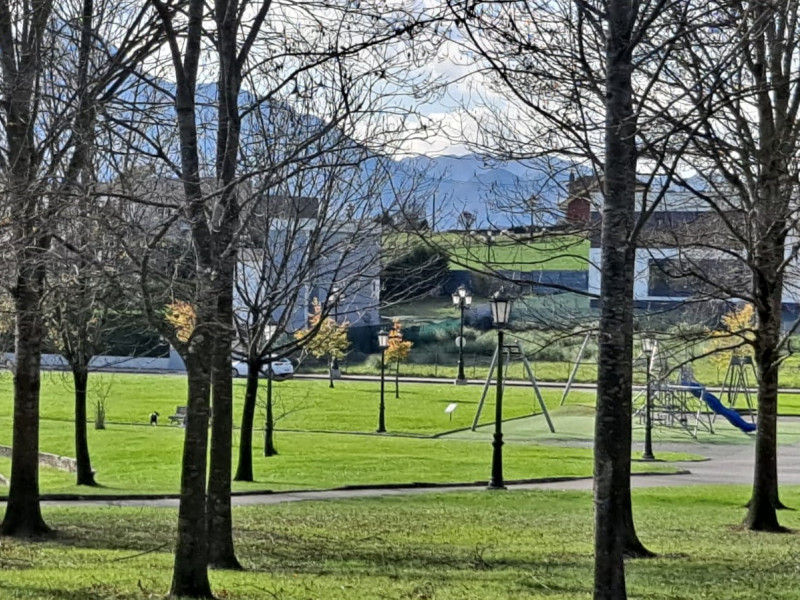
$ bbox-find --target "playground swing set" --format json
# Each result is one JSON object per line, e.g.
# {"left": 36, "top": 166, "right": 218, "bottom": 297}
{"left": 470, "top": 336, "right": 556, "bottom": 433}
{"left": 560, "top": 333, "right": 756, "bottom": 438}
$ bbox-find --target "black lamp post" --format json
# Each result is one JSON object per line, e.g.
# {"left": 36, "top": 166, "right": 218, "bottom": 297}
{"left": 642, "top": 336, "right": 655, "bottom": 461}
{"left": 329, "top": 286, "right": 342, "bottom": 373}
{"left": 263, "top": 319, "right": 277, "bottom": 457}
{"left": 377, "top": 328, "right": 389, "bottom": 433}
{"left": 452, "top": 284, "right": 472, "bottom": 385}
{"left": 487, "top": 290, "right": 513, "bottom": 490}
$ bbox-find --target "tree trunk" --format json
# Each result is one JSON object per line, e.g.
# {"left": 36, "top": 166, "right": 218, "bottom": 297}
{"left": 170, "top": 354, "right": 214, "bottom": 598}
{"left": 264, "top": 374, "right": 276, "bottom": 456}
{"left": 234, "top": 367, "right": 260, "bottom": 482}
{"left": 72, "top": 366, "right": 96, "bottom": 487}
{"left": 594, "top": 0, "right": 647, "bottom": 595}
{"left": 745, "top": 225, "right": 787, "bottom": 531}
{"left": 0, "top": 0, "right": 54, "bottom": 538}
{"left": 395, "top": 361, "right": 399, "bottom": 399}
{"left": 621, "top": 493, "right": 654, "bottom": 557}
{"left": 207, "top": 278, "right": 241, "bottom": 570}
{"left": 329, "top": 357, "right": 335, "bottom": 388}
{"left": 1, "top": 266, "right": 51, "bottom": 538}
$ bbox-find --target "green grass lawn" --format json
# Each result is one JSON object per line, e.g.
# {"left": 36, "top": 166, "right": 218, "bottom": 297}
{"left": 0, "top": 374, "right": 685, "bottom": 496}
{"left": 0, "top": 422, "right": 680, "bottom": 496}
{"left": 383, "top": 232, "right": 590, "bottom": 271}
{"left": 448, "top": 403, "right": 800, "bottom": 447}
{"left": 337, "top": 358, "right": 600, "bottom": 385}
{"left": 336, "top": 354, "right": 800, "bottom": 416}
{"left": 3, "top": 485, "right": 800, "bottom": 598}
{"left": 0, "top": 373, "right": 593, "bottom": 434}
{"left": 445, "top": 233, "right": 590, "bottom": 271}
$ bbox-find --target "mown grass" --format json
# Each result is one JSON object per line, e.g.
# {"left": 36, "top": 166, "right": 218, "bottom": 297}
{"left": 0, "top": 372, "right": 594, "bottom": 433}
{"left": 445, "top": 233, "right": 590, "bottom": 271}
{"left": 336, "top": 358, "right": 600, "bottom": 386}
{"left": 340, "top": 353, "right": 797, "bottom": 389}
{"left": 383, "top": 232, "right": 590, "bottom": 271}
{"left": 0, "top": 423, "right": 679, "bottom": 496}
{"left": 2, "top": 485, "right": 800, "bottom": 598}
{"left": 0, "top": 374, "right": 686, "bottom": 496}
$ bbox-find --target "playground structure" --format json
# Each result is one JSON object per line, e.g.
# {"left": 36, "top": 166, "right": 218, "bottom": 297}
{"left": 635, "top": 347, "right": 757, "bottom": 438}
{"left": 471, "top": 338, "right": 555, "bottom": 433}
{"left": 560, "top": 333, "right": 757, "bottom": 438}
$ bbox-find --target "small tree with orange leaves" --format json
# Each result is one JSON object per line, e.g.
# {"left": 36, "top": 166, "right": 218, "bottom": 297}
{"left": 385, "top": 319, "right": 413, "bottom": 398}
{"left": 164, "top": 300, "right": 197, "bottom": 344}
{"left": 295, "top": 298, "right": 349, "bottom": 388}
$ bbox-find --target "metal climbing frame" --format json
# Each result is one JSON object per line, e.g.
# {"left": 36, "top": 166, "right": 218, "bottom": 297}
{"left": 471, "top": 339, "right": 555, "bottom": 433}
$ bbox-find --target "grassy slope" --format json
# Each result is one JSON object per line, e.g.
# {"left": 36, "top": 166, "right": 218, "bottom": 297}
{"left": 447, "top": 234, "right": 590, "bottom": 271}
{"left": 3, "top": 486, "right": 800, "bottom": 598}
{"left": 383, "top": 232, "right": 591, "bottom": 271}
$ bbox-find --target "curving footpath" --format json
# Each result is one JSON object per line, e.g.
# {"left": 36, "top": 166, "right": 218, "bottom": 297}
{"left": 32, "top": 438, "right": 800, "bottom": 509}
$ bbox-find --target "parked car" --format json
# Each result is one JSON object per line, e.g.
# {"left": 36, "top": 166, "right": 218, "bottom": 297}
{"left": 231, "top": 357, "right": 294, "bottom": 380}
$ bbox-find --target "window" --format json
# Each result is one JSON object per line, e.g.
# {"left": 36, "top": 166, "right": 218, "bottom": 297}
{"left": 648, "top": 258, "right": 748, "bottom": 298}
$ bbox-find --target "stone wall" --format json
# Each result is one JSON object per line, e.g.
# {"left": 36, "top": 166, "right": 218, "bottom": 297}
{"left": 0, "top": 446, "right": 77, "bottom": 474}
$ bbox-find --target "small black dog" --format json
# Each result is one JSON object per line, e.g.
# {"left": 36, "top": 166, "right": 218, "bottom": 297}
{"left": 149, "top": 411, "right": 159, "bottom": 426}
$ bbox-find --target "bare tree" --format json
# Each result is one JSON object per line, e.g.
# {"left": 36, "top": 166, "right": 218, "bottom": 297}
{"left": 45, "top": 222, "right": 120, "bottom": 487}
{"left": 100, "top": 0, "right": 440, "bottom": 592}
{"left": 0, "top": 0, "right": 161, "bottom": 537}
{"left": 439, "top": 1, "right": 704, "bottom": 597}
{"left": 231, "top": 139, "right": 385, "bottom": 479}
{"left": 641, "top": 0, "right": 800, "bottom": 532}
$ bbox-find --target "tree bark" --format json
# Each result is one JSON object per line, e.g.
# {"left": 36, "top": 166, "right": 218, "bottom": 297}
{"left": 264, "top": 374, "right": 276, "bottom": 457}
{"left": 170, "top": 352, "right": 214, "bottom": 598}
{"left": 72, "top": 366, "right": 96, "bottom": 487}
{"left": 745, "top": 215, "right": 787, "bottom": 531}
{"left": 593, "top": 0, "right": 648, "bottom": 595}
{"left": 395, "top": 361, "right": 400, "bottom": 398}
{"left": 1, "top": 268, "right": 52, "bottom": 538}
{"left": 207, "top": 270, "right": 241, "bottom": 570}
{"left": 234, "top": 367, "right": 260, "bottom": 482}
{"left": 0, "top": 0, "right": 55, "bottom": 540}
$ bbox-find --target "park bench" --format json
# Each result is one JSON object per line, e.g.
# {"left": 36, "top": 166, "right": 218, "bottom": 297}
{"left": 168, "top": 406, "right": 187, "bottom": 426}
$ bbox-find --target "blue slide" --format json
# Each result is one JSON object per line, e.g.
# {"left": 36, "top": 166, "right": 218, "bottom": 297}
{"left": 682, "top": 380, "right": 756, "bottom": 433}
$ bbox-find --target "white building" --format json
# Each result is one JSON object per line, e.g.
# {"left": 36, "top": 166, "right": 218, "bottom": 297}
{"left": 585, "top": 181, "right": 800, "bottom": 315}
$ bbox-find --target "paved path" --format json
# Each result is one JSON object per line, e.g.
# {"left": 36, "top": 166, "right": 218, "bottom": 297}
{"left": 39, "top": 437, "right": 800, "bottom": 509}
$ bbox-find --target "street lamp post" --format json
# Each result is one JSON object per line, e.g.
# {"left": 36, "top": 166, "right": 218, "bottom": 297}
{"left": 377, "top": 328, "right": 389, "bottom": 433}
{"left": 641, "top": 336, "right": 656, "bottom": 461}
{"left": 452, "top": 285, "right": 472, "bottom": 385}
{"left": 487, "top": 290, "right": 513, "bottom": 490}
{"left": 329, "top": 287, "right": 342, "bottom": 376}
{"left": 263, "top": 319, "right": 277, "bottom": 457}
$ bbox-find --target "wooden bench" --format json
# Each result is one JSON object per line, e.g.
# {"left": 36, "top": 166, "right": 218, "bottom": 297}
{"left": 168, "top": 406, "right": 187, "bottom": 426}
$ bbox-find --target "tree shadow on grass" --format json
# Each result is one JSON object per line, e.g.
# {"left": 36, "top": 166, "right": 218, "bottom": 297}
{"left": 0, "top": 582, "right": 163, "bottom": 600}
{"left": 45, "top": 519, "right": 598, "bottom": 580}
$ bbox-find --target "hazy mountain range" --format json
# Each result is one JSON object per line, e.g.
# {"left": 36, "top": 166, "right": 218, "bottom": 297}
{"left": 389, "top": 154, "right": 575, "bottom": 230}
{"left": 114, "top": 83, "right": 575, "bottom": 230}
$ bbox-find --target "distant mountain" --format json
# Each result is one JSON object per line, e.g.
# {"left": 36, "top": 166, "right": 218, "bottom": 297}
{"left": 388, "top": 154, "right": 577, "bottom": 230}
{"left": 111, "top": 81, "right": 578, "bottom": 230}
